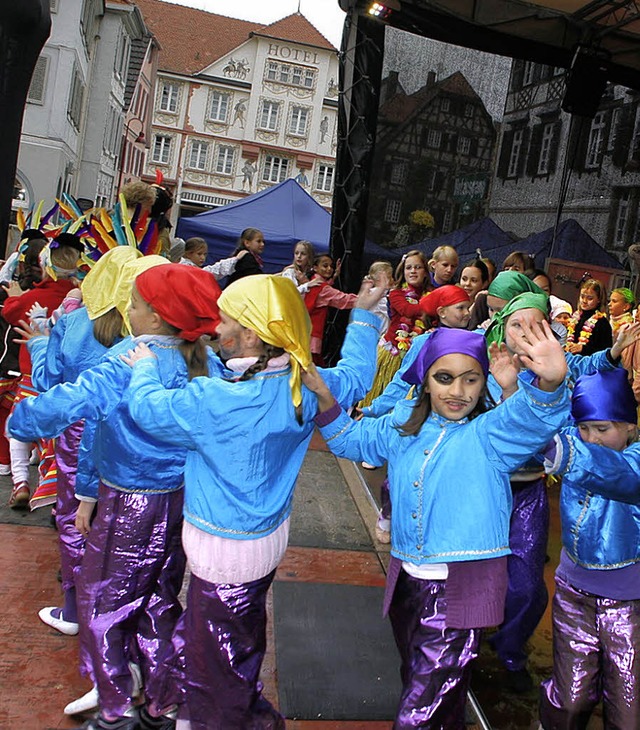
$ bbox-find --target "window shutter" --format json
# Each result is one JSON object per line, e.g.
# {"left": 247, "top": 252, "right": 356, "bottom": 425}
{"left": 612, "top": 104, "right": 635, "bottom": 168}
{"left": 516, "top": 127, "right": 530, "bottom": 178}
{"left": 28, "top": 56, "right": 48, "bottom": 104}
{"left": 527, "top": 124, "right": 543, "bottom": 177}
{"left": 497, "top": 129, "right": 514, "bottom": 179}
{"left": 547, "top": 121, "right": 561, "bottom": 174}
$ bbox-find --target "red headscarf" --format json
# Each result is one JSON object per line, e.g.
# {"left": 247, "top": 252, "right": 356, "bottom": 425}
{"left": 420, "top": 285, "right": 469, "bottom": 319}
{"left": 135, "top": 264, "right": 221, "bottom": 341}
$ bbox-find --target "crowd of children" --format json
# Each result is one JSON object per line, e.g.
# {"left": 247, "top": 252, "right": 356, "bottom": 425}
{"left": 2, "top": 200, "right": 640, "bottom": 730}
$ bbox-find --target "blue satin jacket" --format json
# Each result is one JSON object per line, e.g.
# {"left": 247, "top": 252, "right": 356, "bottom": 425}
{"left": 320, "top": 379, "right": 570, "bottom": 565}
{"left": 126, "top": 309, "right": 381, "bottom": 540}
{"left": 547, "top": 428, "right": 640, "bottom": 569}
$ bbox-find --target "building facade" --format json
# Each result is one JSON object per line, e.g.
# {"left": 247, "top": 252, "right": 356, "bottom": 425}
{"left": 135, "top": 0, "right": 339, "bottom": 224}
{"left": 490, "top": 59, "right": 640, "bottom": 260}
{"left": 366, "top": 70, "right": 498, "bottom": 247}
{"left": 15, "top": 0, "right": 153, "bottom": 219}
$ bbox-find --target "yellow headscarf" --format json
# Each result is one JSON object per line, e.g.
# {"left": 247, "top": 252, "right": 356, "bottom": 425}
{"left": 82, "top": 247, "right": 141, "bottom": 320}
{"left": 218, "top": 274, "right": 312, "bottom": 408}
{"left": 82, "top": 247, "right": 168, "bottom": 334}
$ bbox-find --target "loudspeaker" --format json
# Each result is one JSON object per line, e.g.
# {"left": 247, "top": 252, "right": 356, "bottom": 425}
{"left": 562, "top": 48, "right": 609, "bottom": 118}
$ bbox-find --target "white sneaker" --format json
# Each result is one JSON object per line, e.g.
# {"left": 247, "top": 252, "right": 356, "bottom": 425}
{"left": 38, "top": 606, "right": 79, "bottom": 636}
{"left": 375, "top": 517, "right": 391, "bottom": 544}
{"left": 361, "top": 461, "right": 378, "bottom": 470}
{"left": 64, "top": 685, "right": 98, "bottom": 715}
{"left": 29, "top": 448, "right": 39, "bottom": 465}
{"left": 129, "top": 661, "right": 143, "bottom": 698}
{"left": 0, "top": 463, "right": 10, "bottom": 476}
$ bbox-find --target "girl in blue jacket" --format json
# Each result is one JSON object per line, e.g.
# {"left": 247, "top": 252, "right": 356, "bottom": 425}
{"left": 8, "top": 264, "right": 222, "bottom": 730}
{"left": 539, "top": 367, "right": 640, "bottom": 729}
{"left": 303, "top": 324, "right": 571, "bottom": 730}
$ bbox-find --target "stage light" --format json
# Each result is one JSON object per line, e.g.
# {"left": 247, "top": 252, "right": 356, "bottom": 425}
{"left": 367, "top": 2, "right": 395, "bottom": 20}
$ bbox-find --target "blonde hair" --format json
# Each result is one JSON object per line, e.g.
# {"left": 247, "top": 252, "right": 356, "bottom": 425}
{"left": 581, "top": 278, "right": 607, "bottom": 311}
{"left": 120, "top": 181, "right": 156, "bottom": 212}
{"left": 368, "top": 260, "right": 393, "bottom": 278}
{"left": 50, "top": 245, "right": 81, "bottom": 272}
{"left": 428, "top": 245, "right": 458, "bottom": 273}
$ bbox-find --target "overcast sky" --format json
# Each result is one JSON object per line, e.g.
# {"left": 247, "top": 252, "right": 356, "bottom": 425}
{"left": 168, "top": 0, "right": 346, "bottom": 48}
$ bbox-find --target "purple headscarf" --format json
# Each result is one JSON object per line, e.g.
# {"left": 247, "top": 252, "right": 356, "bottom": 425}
{"left": 402, "top": 328, "right": 490, "bottom": 386}
{"left": 571, "top": 369, "right": 637, "bottom": 424}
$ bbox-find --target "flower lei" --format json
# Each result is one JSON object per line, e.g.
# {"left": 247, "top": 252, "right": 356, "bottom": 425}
{"left": 565, "top": 309, "right": 606, "bottom": 350}
{"left": 395, "top": 284, "right": 426, "bottom": 352}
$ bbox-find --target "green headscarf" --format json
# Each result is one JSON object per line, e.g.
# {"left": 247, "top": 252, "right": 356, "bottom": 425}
{"left": 485, "top": 292, "right": 550, "bottom": 347}
{"left": 488, "top": 271, "right": 545, "bottom": 301}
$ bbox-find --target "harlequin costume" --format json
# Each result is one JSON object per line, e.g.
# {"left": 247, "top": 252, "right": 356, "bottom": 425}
{"left": 539, "top": 369, "right": 640, "bottom": 729}
{"left": 359, "top": 283, "right": 427, "bottom": 408}
{"left": 8, "top": 264, "right": 221, "bottom": 727}
{"left": 125, "top": 275, "right": 381, "bottom": 729}
{"left": 315, "top": 328, "right": 570, "bottom": 729}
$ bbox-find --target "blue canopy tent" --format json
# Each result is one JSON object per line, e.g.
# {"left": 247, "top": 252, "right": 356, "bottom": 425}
{"left": 397, "top": 217, "right": 624, "bottom": 271}
{"left": 515, "top": 219, "right": 624, "bottom": 271}
{"left": 177, "top": 178, "right": 393, "bottom": 276}
{"left": 396, "top": 218, "right": 516, "bottom": 261}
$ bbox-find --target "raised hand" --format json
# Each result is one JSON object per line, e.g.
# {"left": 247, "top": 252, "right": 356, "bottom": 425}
{"left": 355, "top": 272, "right": 391, "bottom": 312}
{"left": 517, "top": 319, "right": 567, "bottom": 391}
{"left": 301, "top": 363, "right": 335, "bottom": 413}
{"left": 611, "top": 322, "right": 640, "bottom": 360}
{"left": 488, "top": 341, "right": 519, "bottom": 399}
{"left": 120, "top": 342, "right": 156, "bottom": 367}
{"left": 13, "top": 318, "right": 47, "bottom": 343}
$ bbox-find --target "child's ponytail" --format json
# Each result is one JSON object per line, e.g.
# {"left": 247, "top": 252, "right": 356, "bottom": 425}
{"left": 178, "top": 339, "right": 209, "bottom": 380}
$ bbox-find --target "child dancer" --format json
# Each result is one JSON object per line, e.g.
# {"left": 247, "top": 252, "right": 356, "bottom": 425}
{"left": 428, "top": 244, "right": 458, "bottom": 288}
{"left": 304, "top": 253, "right": 358, "bottom": 365}
{"left": 179, "top": 236, "right": 245, "bottom": 281}
{"left": 565, "top": 278, "right": 612, "bottom": 356}
{"left": 281, "top": 240, "right": 317, "bottom": 293}
{"left": 608, "top": 286, "right": 635, "bottom": 339}
{"left": 123, "top": 274, "right": 387, "bottom": 729}
{"left": 3, "top": 233, "right": 83, "bottom": 508}
{"left": 8, "top": 264, "right": 222, "bottom": 730}
{"left": 360, "top": 250, "right": 428, "bottom": 407}
{"left": 304, "top": 325, "right": 570, "bottom": 729}
{"left": 226, "top": 227, "right": 265, "bottom": 284}
{"left": 537, "top": 368, "right": 640, "bottom": 729}
{"left": 459, "top": 258, "right": 489, "bottom": 305}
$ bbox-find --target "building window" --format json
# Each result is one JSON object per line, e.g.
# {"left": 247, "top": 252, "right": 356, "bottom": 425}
{"left": 103, "top": 106, "right": 122, "bottom": 156}
{"left": 614, "top": 190, "right": 631, "bottom": 248}
{"left": 265, "top": 60, "right": 316, "bottom": 90}
{"left": 215, "top": 145, "right": 235, "bottom": 175}
{"left": 586, "top": 111, "right": 606, "bottom": 168}
{"left": 27, "top": 55, "right": 48, "bottom": 104}
{"left": 262, "top": 155, "right": 289, "bottom": 183}
{"left": 209, "top": 91, "right": 230, "bottom": 122}
{"left": 390, "top": 159, "right": 408, "bottom": 186}
{"left": 507, "top": 129, "right": 524, "bottom": 178}
{"left": 188, "top": 140, "right": 209, "bottom": 170}
{"left": 537, "top": 123, "right": 555, "bottom": 175}
{"left": 67, "top": 64, "right": 84, "bottom": 130}
{"left": 259, "top": 100, "right": 280, "bottom": 131}
{"left": 457, "top": 136, "right": 471, "bottom": 155}
{"left": 289, "top": 106, "right": 309, "bottom": 136}
{"left": 159, "top": 82, "right": 180, "bottom": 113}
{"left": 464, "top": 103, "right": 474, "bottom": 118}
{"left": 523, "top": 62, "right": 536, "bottom": 86}
{"left": 384, "top": 199, "right": 402, "bottom": 224}
{"left": 441, "top": 98, "right": 450, "bottom": 112}
{"left": 114, "top": 33, "right": 130, "bottom": 81}
{"left": 315, "top": 164, "right": 334, "bottom": 192}
{"left": 427, "top": 129, "right": 442, "bottom": 149}
{"left": 50, "top": 0, "right": 59, "bottom": 11}
{"left": 152, "top": 134, "right": 172, "bottom": 164}
{"left": 608, "top": 107, "right": 621, "bottom": 152}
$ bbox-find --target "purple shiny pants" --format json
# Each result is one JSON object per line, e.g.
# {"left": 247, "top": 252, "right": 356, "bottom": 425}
{"left": 381, "top": 477, "right": 391, "bottom": 520}
{"left": 388, "top": 571, "right": 481, "bottom": 730}
{"left": 489, "top": 477, "right": 549, "bottom": 671}
{"left": 178, "top": 571, "right": 284, "bottom": 730}
{"left": 540, "top": 575, "right": 640, "bottom": 730}
{"left": 55, "top": 421, "right": 85, "bottom": 592}
{"left": 76, "top": 483, "right": 186, "bottom": 717}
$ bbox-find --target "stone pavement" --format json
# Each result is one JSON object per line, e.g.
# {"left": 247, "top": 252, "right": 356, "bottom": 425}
{"left": 0, "top": 434, "right": 602, "bottom": 730}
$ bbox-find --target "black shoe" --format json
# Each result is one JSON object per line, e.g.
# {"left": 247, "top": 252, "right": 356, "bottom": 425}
{"left": 138, "top": 706, "right": 176, "bottom": 730}
{"left": 505, "top": 666, "right": 534, "bottom": 694}
{"left": 81, "top": 711, "right": 140, "bottom": 730}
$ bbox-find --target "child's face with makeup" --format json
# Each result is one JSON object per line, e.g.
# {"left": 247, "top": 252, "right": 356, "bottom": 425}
{"left": 424, "top": 353, "right": 485, "bottom": 421}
